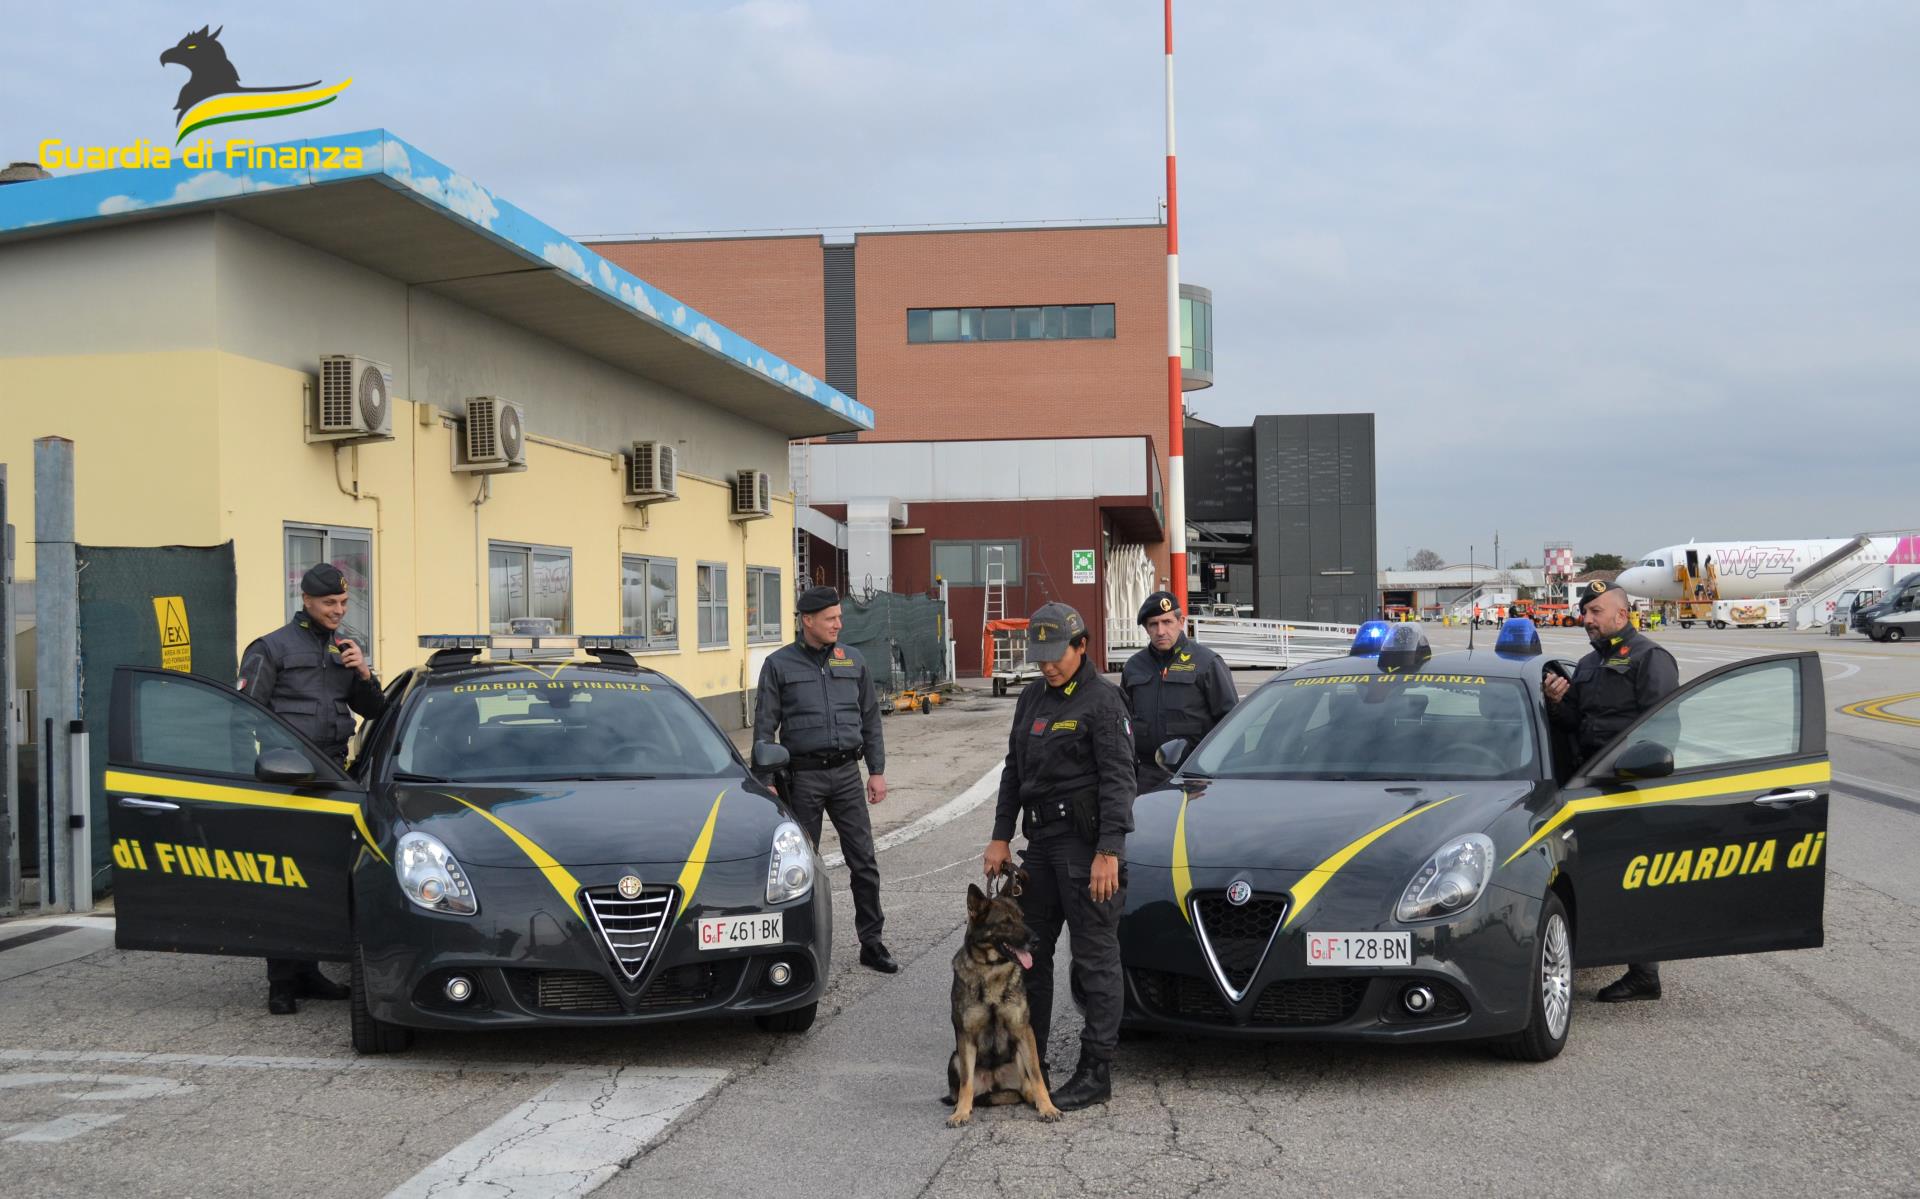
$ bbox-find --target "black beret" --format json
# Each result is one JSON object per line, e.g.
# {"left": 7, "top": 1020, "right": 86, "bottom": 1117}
{"left": 796, "top": 585, "right": 841, "bottom": 615}
{"left": 1137, "top": 590, "right": 1180, "bottom": 626}
{"left": 300, "top": 562, "right": 348, "bottom": 597}
{"left": 1577, "top": 580, "right": 1615, "bottom": 612}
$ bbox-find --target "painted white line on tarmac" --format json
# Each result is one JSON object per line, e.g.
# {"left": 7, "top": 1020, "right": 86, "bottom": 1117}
{"left": 822, "top": 763, "right": 1003, "bottom": 869}
{"left": 385, "top": 1065, "right": 726, "bottom": 1199}
{"left": 1837, "top": 772, "right": 1920, "bottom": 803}
{"left": 2, "top": 1047, "right": 571, "bottom": 1077}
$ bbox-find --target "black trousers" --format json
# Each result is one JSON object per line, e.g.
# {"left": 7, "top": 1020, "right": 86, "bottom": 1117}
{"left": 787, "top": 761, "right": 885, "bottom": 946}
{"left": 1019, "top": 831, "right": 1125, "bottom": 1064}
{"left": 266, "top": 958, "right": 319, "bottom": 985}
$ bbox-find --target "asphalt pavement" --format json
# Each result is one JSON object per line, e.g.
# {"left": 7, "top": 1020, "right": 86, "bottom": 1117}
{"left": 2, "top": 623, "right": 1916, "bottom": 1196}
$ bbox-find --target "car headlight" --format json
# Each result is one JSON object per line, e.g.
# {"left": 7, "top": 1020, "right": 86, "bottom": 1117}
{"left": 1396, "top": 833, "right": 1494, "bottom": 922}
{"left": 395, "top": 831, "right": 477, "bottom": 915}
{"left": 766, "top": 820, "right": 815, "bottom": 904}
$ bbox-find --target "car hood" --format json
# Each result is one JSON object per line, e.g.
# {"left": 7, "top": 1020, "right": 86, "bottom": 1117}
{"left": 389, "top": 777, "right": 783, "bottom": 869}
{"left": 1128, "top": 778, "right": 1535, "bottom": 871}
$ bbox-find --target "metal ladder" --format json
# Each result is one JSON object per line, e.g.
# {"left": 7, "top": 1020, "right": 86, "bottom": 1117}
{"left": 983, "top": 545, "right": 1007, "bottom": 629}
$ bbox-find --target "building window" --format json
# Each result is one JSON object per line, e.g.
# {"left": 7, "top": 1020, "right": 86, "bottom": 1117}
{"left": 746, "top": 566, "right": 784, "bottom": 644}
{"left": 907, "top": 304, "right": 1117, "bottom": 344}
{"left": 1180, "top": 291, "right": 1212, "bottom": 373}
{"left": 284, "top": 523, "right": 374, "bottom": 662}
{"left": 697, "top": 562, "right": 729, "bottom": 648}
{"left": 930, "top": 540, "right": 1023, "bottom": 586}
{"left": 489, "top": 542, "right": 573, "bottom": 634}
{"left": 620, "top": 555, "right": 678, "bottom": 649}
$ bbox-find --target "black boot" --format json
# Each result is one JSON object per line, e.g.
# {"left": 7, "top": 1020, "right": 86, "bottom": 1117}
{"left": 294, "top": 970, "right": 350, "bottom": 1001}
{"left": 858, "top": 942, "right": 900, "bottom": 974}
{"left": 267, "top": 982, "right": 299, "bottom": 1015}
{"left": 1049, "top": 1050, "right": 1111, "bottom": 1112}
{"left": 1596, "top": 964, "right": 1661, "bottom": 1002}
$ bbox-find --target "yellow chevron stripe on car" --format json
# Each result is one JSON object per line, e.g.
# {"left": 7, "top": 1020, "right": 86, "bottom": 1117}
{"left": 1280, "top": 795, "right": 1460, "bottom": 930}
{"left": 1500, "top": 761, "right": 1831, "bottom": 867}
{"left": 1171, "top": 793, "right": 1194, "bottom": 925}
{"left": 105, "top": 769, "right": 389, "bottom": 865}
{"left": 448, "top": 796, "right": 585, "bottom": 922}
{"left": 675, "top": 790, "right": 727, "bottom": 912}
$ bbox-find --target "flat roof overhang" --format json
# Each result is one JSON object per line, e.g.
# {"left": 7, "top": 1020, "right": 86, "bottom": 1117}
{"left": 0, "top": 130, "right": 870, "bottom": 438}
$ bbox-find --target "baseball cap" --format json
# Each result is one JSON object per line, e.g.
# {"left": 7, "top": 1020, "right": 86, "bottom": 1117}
{"left": 1025, "top": 602, "right": 1086, "bottom": 662}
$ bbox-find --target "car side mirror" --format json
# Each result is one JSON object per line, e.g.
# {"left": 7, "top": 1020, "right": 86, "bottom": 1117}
{"left": 751, "top": 742, "right": 791, "bottom": 773}
{"left": 1156, "top": 739, "right": 1191, "bottom": 772}
{"left": 1613, "top": 740, "right": 1674, "bottom": 781}
{"left": 255, "top": 747, "right": 317, "bottom": 785}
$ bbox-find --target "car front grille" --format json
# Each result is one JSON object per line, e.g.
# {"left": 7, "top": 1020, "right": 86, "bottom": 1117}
{"left": 581, "top": 884, "right": 679, "bottom": 980}
{"left": 518, "top": 970, "right": 621, "bottom": 1013}
{"left": 1191, "top": 894, "right": 1289, "bottom": 994}
{"left": 1131, "top": 968, "right": 1369, "bottom": 1027}
{"left": 505, "top": 961, "right": 745, "bottom": 1016}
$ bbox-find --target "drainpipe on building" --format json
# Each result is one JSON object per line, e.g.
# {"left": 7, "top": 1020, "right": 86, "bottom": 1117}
{"left": 472, "top": 476, "right": 492, "bottom": 635}
{"left": 33, "top": 437, "right": 77, "bottom": 911}
{"left": 333, "top": 442, "right": 385, "bottom": 665}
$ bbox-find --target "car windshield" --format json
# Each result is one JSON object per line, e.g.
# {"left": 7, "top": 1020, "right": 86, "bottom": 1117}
{"left": 392, "top": 675, "right": 736, "bottom": 782}
{"left": 1188, "top": 672, "right": 1539, "bottom": 782}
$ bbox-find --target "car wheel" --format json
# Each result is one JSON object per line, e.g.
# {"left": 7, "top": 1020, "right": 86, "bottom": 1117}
{"left": 1680, "top": 621, "right": 1693, "bottom": 629}
{"left": 1491, "top": 892, "right": 1571, "bottom": 1063}
{"left": 754, "top": 1001, "right": 818, "bottom": 1034}
{"left": 1888, "top": 627, "right": 1906, "bottom": 642}
{"left": 349, "top": 942, "right": 413, "bottom": 1055}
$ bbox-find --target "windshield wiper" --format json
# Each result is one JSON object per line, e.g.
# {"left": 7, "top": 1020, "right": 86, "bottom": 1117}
{"left": 543, "top": 773, "right": 661, "bottom": 781}
{"left": 392, "top": 770, "right": 450, "bottom": 783}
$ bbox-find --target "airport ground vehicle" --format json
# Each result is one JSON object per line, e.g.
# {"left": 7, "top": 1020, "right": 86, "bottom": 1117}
{"left": 1854, "top": 572, "right": 1920, "bottom": 634}
{"left": 1114, "top": 621, "right": 1830, "bottom": 1061}
{"left": 1711, "top": 598, "right": 1785, "bottom": 629}
{"left": 105, "top": 634, "right": 830, "bottom": 1053}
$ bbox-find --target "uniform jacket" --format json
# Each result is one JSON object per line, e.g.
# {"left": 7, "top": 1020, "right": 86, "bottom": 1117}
{"left": 1548, "top": 627, "right": 1680, "bottom": 760}
{"left": 1120, "top": 634, "right": 1237, "bottom": 766}
{"left": 752, "top": 638, "right": 886, "bottom": 773}
{"left": 991, "top": 657, "right": 1137, "bottom": 856}
{"left": 236, "top": 614, "right": 385, "bottom": 764}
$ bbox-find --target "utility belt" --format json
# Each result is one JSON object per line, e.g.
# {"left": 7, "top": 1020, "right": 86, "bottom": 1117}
{"left": 1024, "top": 790, "right": 1099, "bottom": 840}
{"left": 788, "top": 746, "right": 863, "bottom": 772}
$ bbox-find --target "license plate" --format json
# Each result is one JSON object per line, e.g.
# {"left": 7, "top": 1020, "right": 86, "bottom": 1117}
{"left": 697, "top": 913, "right": 783, "bottom": 951}
{"left": 1305, "top": 931, "right": 1412, "bottom": 966}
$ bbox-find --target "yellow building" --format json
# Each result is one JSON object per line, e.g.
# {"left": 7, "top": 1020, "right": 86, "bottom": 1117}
{"left": 0, "top": 130, "right": 874, "bottom": 728}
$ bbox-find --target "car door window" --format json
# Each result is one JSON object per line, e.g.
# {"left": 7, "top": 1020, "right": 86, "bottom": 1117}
{"left": 1616, "top": 659, "right": 1801, "bottom": 773}
{"left": 132, "top": 673, "right": 308, "bottom": 776}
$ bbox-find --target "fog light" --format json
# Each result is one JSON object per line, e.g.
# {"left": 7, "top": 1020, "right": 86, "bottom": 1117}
{"left": 1402, "top": 984, "right": 1434, "bottom": 1014}
{"left": 766, "top": 962, "right": 793, "bottom": 988}
{"left": 444, "top": 975, "right": 474, "bottom": 1003}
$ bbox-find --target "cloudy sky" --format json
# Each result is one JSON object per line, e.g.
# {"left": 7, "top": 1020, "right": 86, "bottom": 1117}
{"left": 7, "top": 2, "right": 1915, "bottom": 567}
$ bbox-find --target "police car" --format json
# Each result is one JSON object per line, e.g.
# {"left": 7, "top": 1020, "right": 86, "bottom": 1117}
{"left": 104, "top": 633, "right": 829, "bottom": 1053}
{"left": 1114, "top": 620, "right": 1830, "bottom": 1060}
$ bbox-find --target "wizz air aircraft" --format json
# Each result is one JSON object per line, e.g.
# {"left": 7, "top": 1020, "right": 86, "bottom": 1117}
{"left": 1614, "top": 538, "right": 1902, "bottom": 602}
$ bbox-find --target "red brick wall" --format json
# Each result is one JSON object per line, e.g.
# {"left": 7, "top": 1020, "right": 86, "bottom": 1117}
{"left": 590, "top": 235, "right": 827, "bottom": 378}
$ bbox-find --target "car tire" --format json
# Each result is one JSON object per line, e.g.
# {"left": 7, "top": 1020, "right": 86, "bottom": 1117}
{"left": 754, "top": 1001, "right": 817, "bottom": 1034}
{"left": 1680, "top": 621, "right": 1693, "bottom": 629}
{"left": 1887, "top": 627, "right": 1906, "bottom": 642}
{"left": 1491, "top": 891, "right": 1572, "bottom": 1063}
{"left": 350, "top": 942, "right": 413, "bottom": 1055}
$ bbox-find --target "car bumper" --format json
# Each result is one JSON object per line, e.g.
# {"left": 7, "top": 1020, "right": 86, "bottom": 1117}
{"left": 354, "top": 859, "right": 831, "bottom": 1030}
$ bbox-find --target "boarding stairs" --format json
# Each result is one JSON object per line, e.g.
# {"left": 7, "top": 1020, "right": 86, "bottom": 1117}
{"left": 1789, "top": 559, "right": 1887, "bottom": 630}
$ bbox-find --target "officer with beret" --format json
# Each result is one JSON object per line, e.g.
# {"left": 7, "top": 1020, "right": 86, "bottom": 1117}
{"left": 752, "top": 586, "right": 896, "bottom": 973}
{"left": 236, "top": 562, "right": 386, "bottom": 1013}
{"left": 982, "top": 602, "right": 1136, "bottom": 1111}
{"left": 1120, "top": 591, "right": 1238, "bottom": 793}
{"left": 1544, "top": 578, "right": 1680, "bottom": 1002}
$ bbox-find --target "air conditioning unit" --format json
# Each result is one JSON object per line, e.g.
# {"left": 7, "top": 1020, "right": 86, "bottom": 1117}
{"left": 624, "top": 441, "right": 679, "bottom": 505}
{"left": 453, "top": 397, "right": 528, "bottom": 473}
{"left": 307, "top": 354, "right": 394, "bottom": 444}
{"left": 730, "top": 469, "right": 772, "bottom": 521}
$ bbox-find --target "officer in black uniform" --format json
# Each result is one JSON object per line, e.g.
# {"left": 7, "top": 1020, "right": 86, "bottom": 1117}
{"left": 982, "top": 602, "right": 1136, "bottom": 1111}
{"left": 1544, "top": 578, "right": 1680, "bottom": 1002}
{"left": 236, "top": 562, "right": 386, "bottom": 1013}
{"left": 1120, "top": 590, "right": 1237, "bottom": 793}
{"left": 752, "top": 586, "right": 896, "bottom": 974}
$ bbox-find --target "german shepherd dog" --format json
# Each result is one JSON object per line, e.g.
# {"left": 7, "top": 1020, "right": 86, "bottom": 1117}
{"left": 945, "top": 871, "right": 1061, "bottom": 1126}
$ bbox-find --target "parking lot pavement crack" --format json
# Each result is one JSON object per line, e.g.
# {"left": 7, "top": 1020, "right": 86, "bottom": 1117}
{"left": 1767, "top": 956, "right": 1920, "bottom": 1060}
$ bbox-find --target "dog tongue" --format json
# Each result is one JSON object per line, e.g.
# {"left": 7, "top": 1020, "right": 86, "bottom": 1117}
{"left": 1012, "top": 947, "right": 1033, "bottom": 970}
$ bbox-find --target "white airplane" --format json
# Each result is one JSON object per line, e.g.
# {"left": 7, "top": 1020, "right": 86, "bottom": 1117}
{"left": 1614, "top": 538, "right": 1901, "bottom": 602}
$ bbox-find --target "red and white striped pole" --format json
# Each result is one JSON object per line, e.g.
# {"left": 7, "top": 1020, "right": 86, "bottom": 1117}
{"left": 1164, "top": 0, "right": 1188, "bottom": 611}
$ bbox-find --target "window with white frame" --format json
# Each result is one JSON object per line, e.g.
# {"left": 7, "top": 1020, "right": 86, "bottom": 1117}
{"left": 697, "top": 562, "right": 729, "bottom": 648}
{"left": 285, "top": 523, "right": 375, "bottom": 662}
{"left": 489, "top": 542, "right": 573, "bottom": 634}
{"left": 621, "top": 555, "right": 678, "bottom": 649}
{"left": 746, "top": 566, "right": 784, "bottom": 643}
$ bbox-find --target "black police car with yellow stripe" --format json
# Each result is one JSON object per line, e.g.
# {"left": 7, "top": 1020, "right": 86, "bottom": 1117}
{"left": 105, "top": 634, "right": 829, "bottom": 1053}
{"left": 1116, "top": 619, "right": 1830, "bottom": 1059}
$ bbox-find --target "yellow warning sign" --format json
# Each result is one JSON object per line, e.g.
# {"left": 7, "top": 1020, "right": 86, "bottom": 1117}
{"left": 153, "top": 595, "right": 191, "bottom": 672}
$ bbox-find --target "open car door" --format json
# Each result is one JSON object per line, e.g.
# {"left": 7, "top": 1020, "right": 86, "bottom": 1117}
{"left": 105, "top": 666, "right": 367, "bottom": 961}
{"left": 1551, "top": 652, "right": 1828, "bottom": 967}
